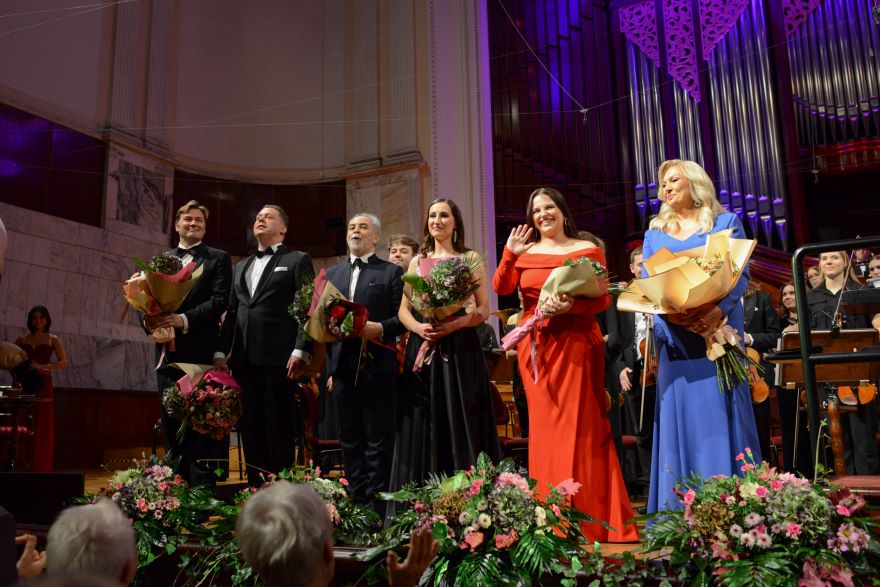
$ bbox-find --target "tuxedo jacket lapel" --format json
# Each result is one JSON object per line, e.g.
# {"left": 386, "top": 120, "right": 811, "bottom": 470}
{"left": 239, "top": 256, "right": 256, "bottom": 301}
{"left": 251, "top": 246, "right": 285, "bottom": 302}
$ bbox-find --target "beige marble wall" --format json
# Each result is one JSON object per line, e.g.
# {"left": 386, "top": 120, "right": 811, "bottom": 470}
{"left": 0, "top": 147, "right": 173, "bottom": 392}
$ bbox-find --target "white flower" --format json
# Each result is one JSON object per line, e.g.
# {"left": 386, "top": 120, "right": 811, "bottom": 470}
{"left": 534, "top": 506, "right": 547, "bottom": 526}
{"left": 459, "top": 511, "right": 471, "bottom": 525}
{"left": 478, "top": 513, "right": 491, "bottom": 529}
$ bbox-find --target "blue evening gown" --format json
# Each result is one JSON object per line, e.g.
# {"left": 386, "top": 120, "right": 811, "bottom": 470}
{"left": 644, "top": 212, "right": 762, "bottom": 513}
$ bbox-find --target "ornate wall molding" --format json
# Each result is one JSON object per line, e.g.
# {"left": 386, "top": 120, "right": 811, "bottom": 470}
{"left": 700, "top": 0, "right": 751, "bottom": 59}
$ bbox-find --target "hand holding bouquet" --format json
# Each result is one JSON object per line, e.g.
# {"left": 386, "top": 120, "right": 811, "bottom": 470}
{"left": 617, "top": 229, "right": 758, "bottom": 392}
{"left": 501, "top": 252, "right": 609, "bottom": 381}
{"left": 164, "top": 363, "right": 242, "bottom": 441}
{"left": 402, "top": 255, "right": 482, "bottom": 371}
{"left": 294, "top": 269, "right": 368, "bottom": 343}
{"left": 123, "top": 254, "right": 203, "bottom": 350}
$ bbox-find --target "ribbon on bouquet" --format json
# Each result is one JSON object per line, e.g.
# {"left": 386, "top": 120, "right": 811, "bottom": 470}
{"left": 500, "top": 308, "right": 545, "bottom": 383}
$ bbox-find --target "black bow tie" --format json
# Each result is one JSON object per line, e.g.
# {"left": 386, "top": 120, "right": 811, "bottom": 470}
{"left": 351, "top": 258, "right": 367, "bottom": 269}
{"left": 177, "top": 247, "right": 199, "bottom": 258}
{"left": 255, "top": 248, "right": 275, "bottom": 259}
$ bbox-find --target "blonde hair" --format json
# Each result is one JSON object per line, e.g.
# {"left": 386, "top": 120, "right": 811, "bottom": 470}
{"left": 649, "top": 160, "right": 724, "bottom": 235}
{"left": 820, "top": 250, "right": 861, "bottom": 283}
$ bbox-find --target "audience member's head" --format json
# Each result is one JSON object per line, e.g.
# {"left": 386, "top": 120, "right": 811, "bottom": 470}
{"left": 46, "top": 499, "right": 136, "bottom": 586}
{"left": 806, "top": 265, "right": 822, "bottom": 289}
{"left": 236, "top": 482, "right": 334, "bottom": 587}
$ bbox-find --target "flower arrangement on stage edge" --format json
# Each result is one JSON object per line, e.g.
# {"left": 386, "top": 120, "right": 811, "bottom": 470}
{"left": 75, "top": 455, "right": 220, "bottom": 573}
{"left": 641, "top": 448, "right": 880, "bottom": 587}
{"left": 356, "top": 453, "right": 609, "bottom": 586}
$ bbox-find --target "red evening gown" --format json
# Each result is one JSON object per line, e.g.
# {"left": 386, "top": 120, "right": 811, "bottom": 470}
{"left": 493, "top": 246, "right": 638, "bottom": 543}
{"left": 19, "top": 343, "right": 55, "bottom": 472}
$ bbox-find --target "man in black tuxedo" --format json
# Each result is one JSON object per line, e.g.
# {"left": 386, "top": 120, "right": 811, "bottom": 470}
{"left": 609, "top": 247, "right": 655, "bottom": 495}
{"left": 215, "top": 205, "right": 314, "bottom": 486}
{"left": 325, "top": 213, "right": 404, "bottom": 511}
{"left": 743, "top": 283, "right": 781, "bottom": 464}
{"left": 146, "top": 200, "right": 232, "bottom": 486}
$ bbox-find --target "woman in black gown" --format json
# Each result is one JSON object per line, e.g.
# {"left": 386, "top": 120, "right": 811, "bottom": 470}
{"left": 388, "top": 199, "right": 501, "bottom": 495}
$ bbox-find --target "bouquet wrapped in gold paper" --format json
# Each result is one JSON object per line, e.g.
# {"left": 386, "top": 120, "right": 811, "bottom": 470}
{"left": 616, "top": 229, "right": 759, "bottom": 392}
{"left": 123, "top": 254, "right": 203, "bottom": 350}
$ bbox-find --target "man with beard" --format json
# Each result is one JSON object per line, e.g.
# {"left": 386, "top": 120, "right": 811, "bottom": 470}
{"left": 324, "top": 213, "right": 404, "bottom": 512}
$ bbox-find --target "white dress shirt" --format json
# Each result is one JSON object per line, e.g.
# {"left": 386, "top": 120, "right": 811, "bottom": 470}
{"left": 348, "top": 252, "right": 375, "bottom": 299}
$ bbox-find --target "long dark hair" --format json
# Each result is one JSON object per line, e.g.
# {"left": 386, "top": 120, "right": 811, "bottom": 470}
{"left": 27, "top": 306, "right": 52, "bottom": 333}
{"left": 525, "top": 188, "right": 580, "bottom": 243}
{"left": 420, "top": 198, "right": 469, "bottom": 255}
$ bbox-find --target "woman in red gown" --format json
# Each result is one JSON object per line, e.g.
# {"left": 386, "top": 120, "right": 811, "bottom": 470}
{"left": 16, "top": 306, "right": 67, "bottom": 472}
{"left": 493, "top": 188, "right": 637, "bottom": 543}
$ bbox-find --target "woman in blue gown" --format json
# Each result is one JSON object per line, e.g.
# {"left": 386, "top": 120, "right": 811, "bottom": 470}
{"left": 643, "top": 159, "right": 762, "bottom": 513}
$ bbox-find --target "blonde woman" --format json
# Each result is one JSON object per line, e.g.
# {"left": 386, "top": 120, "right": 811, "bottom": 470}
{"left": 641, "top": 160, "right": 761, "bottom": 514}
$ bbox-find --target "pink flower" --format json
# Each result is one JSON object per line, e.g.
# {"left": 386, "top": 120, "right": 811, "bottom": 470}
{"left": 154, "top": 509, "right": 163, "bottom": 520}
{"left": 786, "top": 523, "right": 802, "bottom": 538}
{"left": 736, "top": 452, "right": 745, "bottom": 462}
{"left": 496, "top": 472, "right": 530, "bottom": 494}
{"left": 555, "top": 478, "right": 582, "bottom": 497}
{"left": 549, "top": 504, "right": 561, "bottom": 516}
{"left": 754, "top": 486, "right": 767, "bottom": 498}
{"left": 460, "top": 531, "right": 484, "bottom": 552}
{"left": 468, "top": 478, "right": 484, "bottom": 496}
{"left": 836, "top": 504, "right": 851, "bottom": 517}
{"left": 771, "top": 480, "right": 783, "bottom": 491}
{"left": 494, "top": 531, "right": 519, "bottom": 549}
{"left": 683, "top": 489, "right": 696, "bottom": 505}
{"left": 339, "top": 478, "right": 349, "bottom": 486}
{"left": 158, "top": 482, "right": 168, "bottom": 491}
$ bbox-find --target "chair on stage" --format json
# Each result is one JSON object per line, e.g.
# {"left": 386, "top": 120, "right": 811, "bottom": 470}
{"left": 0, "top": 387, "right": 35, "bottom": 472}
{"left": 492, "top": 383, "right": 528, "bottom": 468}
{"left": 294, "top": 381, "right": 344, "bottom": 471}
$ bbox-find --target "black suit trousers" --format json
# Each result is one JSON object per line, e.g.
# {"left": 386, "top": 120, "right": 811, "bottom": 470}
{"left": 235, "top": 363, "right": 299, "bottom": 486}
{"left": 335, "top": 372, "right": 396, "bottom": 509}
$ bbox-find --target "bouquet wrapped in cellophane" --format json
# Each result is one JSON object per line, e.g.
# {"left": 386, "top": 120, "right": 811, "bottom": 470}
{"left": 402, "top": 254, "right": 482, "bottom": 371}
{"left": 123, "top": 254, "right": 203, "bottom": 350}
{"left": 163, "top": 363, "right": 242, "bottom": 441}
{"left": 292, "top": 268, "right": 369, "bottom": 343}
{"left": 501, "top": 254, "right": 610, "bottom": 381}
{"left": 616, "top": 229, "right": 759, "bottom": 392}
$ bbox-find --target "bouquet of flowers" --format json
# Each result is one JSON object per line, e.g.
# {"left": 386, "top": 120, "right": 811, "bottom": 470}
{"left": 501, "top": 253, "right": 610, "bottom": 381}
{"left": 123, "top": 253, "right": 203, "bottom": 349}
{"left": 164, "top": 363, "right": 242, "bottom": 441}
{"left": 357, "top": 453, "right": 598, "bottom": 586}
{"left": 402, "top": 255, "right": 482, "bottom": 371}
{"left": 642, "top": 448, "right": 880, "bottom": 586}
{"left": 298, "top": 268, "right": 369, "bottom": 343}
{"left": 616, "top": 229, "right": 759, "bottom": 392}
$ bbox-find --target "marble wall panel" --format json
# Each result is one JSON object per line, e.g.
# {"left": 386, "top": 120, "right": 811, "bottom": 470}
{"left": 93, "top": 337, "right": 125, "bottom": 388}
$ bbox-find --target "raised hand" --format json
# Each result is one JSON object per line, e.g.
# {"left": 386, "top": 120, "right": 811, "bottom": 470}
{"left": 506, "top": 224, "right": 536, "bottom": 256}
{"left": 387, "top": 527, "right": 439, "bottom": 587}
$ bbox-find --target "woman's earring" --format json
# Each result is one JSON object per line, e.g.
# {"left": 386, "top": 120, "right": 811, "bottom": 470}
{"left": 453, "top": 229, "right": 458, "bottom": 241}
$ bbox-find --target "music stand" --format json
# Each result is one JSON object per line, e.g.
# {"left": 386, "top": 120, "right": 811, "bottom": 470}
{"left": 775, "top": 330, "right": 880, "bottom": 475}
{"left": 778, "top": 330, "right": 879, "bottom": 386}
